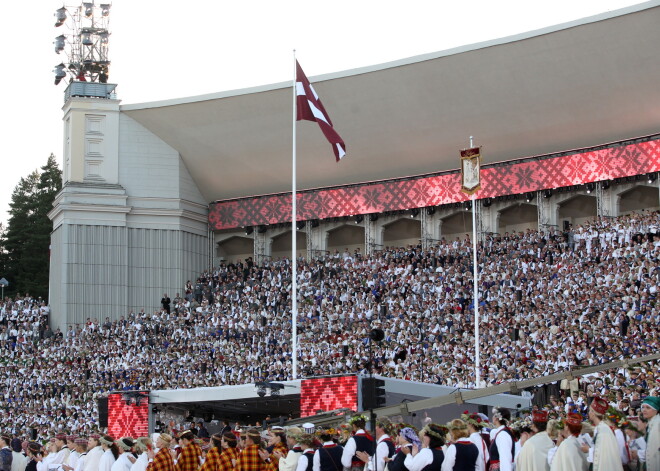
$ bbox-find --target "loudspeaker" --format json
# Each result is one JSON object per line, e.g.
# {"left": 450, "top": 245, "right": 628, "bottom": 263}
{"left": 342, "top": 345, "right": 349, "bottom": 357}
{"left": 563, "top": 220, "right": 570, "bottom": 231}
{"left": 98, "top": 397, "right": 109, "bottom": 428}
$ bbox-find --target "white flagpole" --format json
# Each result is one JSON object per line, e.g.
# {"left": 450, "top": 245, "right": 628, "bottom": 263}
{"left": 292, "top": 50, "right": 298, "bottom": 380}
{"left": 470, "top": 135, "right": 480, "bottom": 389}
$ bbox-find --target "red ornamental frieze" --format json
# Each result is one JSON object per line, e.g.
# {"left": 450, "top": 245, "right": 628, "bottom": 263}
{"left": 209, "top": 139, "right": 660, "bottom": 230}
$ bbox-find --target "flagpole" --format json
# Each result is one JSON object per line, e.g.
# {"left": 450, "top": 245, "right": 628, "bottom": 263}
{"left": 291, "top": 50, "right": 298, "bottom": 380}
{"left": 470, "top": 135, "right": 480, "bottom": 390}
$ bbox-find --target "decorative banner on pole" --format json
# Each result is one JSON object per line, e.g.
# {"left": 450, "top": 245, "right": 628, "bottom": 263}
{"left": 460, "top": 146, "right": 482, "bottom": 195}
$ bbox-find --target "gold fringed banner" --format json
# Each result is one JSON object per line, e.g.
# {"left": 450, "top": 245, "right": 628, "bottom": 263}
{"left": 460, "top": 146, "right": 482, "bottom": 195}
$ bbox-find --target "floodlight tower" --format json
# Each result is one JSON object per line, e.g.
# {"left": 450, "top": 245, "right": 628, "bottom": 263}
{"left": 53, "top": 2, "right": 112, "bottom": 86}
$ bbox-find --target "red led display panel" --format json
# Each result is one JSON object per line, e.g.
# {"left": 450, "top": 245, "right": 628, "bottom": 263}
{"left": 300, "top": 375, "right": 358, "bottom": 417}
{"left": 108, "top": 393, "right": 149, "bottom": 439}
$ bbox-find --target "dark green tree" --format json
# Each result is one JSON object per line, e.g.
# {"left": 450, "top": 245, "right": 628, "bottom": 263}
{"left": 4, "top": 154, "right": 62, "bottom": 300}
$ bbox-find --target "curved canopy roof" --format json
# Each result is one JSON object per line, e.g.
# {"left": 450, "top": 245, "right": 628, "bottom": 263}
{"left": 122, "top": 2, "right": 660, "bottom": 203}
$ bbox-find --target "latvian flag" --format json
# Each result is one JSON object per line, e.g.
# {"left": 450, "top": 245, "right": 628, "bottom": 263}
{"left": 296, "top": 61, "right": 346, "bottom": 162}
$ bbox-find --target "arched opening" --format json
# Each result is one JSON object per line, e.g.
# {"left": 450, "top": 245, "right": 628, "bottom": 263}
{"left": 618, "top": 185, "right": 660, "bottom": 214}
{"left": 382, "top": 217, "right": 421, "bottom": 249}
{"left": 327, "top": 224, "right": 364, "bottom": 259}
{"left": 498, "top": 203, "right": 538, "bottom": 235}
{"left": 441, "top": 211, "right": 472, "bottom": 243}
{"left": 558, "top": 194, "right": 597, "bottom": 229}
{"left": 216, "top": 235, "right": 253, "bottom": 264}
{"left": 271, "top": 230, "right": 307, "bottom": 260}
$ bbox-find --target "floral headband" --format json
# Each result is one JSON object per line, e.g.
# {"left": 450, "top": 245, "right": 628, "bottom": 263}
{"left": 420, "top": 424, "right": 447, "bottom": 440}
{"left": 348, "top": 414, "right": 368, "bottom": 426}
{"left": 461, "top": 411, "right": 486, "bottom": 428}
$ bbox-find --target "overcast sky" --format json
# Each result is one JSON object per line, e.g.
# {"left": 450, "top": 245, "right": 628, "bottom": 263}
{"left": 0, "top": 0, "right": 645, "bottom": 224}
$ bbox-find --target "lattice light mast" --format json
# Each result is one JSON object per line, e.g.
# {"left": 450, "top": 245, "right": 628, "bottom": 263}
{"left": 53, "top": 2, "right": 111, "bottom": 85}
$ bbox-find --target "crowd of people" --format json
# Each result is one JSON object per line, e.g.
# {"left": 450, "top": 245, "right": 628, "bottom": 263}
{"left": 1, "top": 210, "right": 660, "bottom": 444}
{"left": 0, "top": 396, "right": 658, "bottom": 471}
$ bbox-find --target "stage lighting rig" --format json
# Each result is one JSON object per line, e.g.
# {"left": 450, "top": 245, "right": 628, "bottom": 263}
{"left": 52, "top": 2, "right": 111, "bottom": 86}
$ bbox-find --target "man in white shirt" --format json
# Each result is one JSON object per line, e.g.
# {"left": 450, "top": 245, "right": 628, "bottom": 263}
{"left": 356, "top": 418, "right": 394, "bottom": 471}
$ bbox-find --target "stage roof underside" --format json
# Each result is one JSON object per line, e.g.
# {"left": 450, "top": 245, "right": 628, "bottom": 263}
{"left": 122, "top": 2, "right": 660, "bottom": 204}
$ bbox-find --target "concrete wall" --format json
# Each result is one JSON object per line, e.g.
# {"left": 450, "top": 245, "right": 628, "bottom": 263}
{"left": 49, "top": 97, "right": 209, "bottom": 328}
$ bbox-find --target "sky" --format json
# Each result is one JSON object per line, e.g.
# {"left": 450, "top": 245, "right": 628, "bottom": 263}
{"left": 0, "top": 0, "right": 646, "bottom": 224}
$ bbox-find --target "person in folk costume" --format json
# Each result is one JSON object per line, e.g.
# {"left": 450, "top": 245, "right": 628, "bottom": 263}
{"left": 387, "top": 426, "right": 420, "bottom": 471}
{"left": 99, "top": 436, "right": 120, "bottom": 471}
{"left": 85, "top": 435, "right": 105, "bottom": 471}
{"left": 603, "top": 408, "right": 632, "bottom": 469}
{"left": 112, "top": 438, "right": 137, "bottom": 471}
{"left": 263, "top": 429, "right": 288, "bottom": 469}
{"left": 623, "top": 420, "right": 645, "bottom": 471}
{"left": 341, "top": 416, "right": 375, "bottom": 471}
{"left": 200, "top": 434, "right": 222, "bottom": 471}
{"left": 543, "top": 419, "right": 563, "bottom": 467}
{"left": 267, "top": 427, "right": 303, "bottom": 471}
{"left": 588, "top": 396, "right": 623, "bottom": 471}
{"left": 640, "top": 396, "right": 660, "bottom": 471}
{"left": 70, "top": 438, "right": 89, "bottom": 471}
{"left": 147, "top": 434, "right": 175, "bottom": 471}
{"left": 293, "top": 435, "right": 316, "bottom": 471}
{"left": 199, "top": 442, "right": 211, "bottom": 469}
{"left": 312, "top": 428, "right": 343, "bottom": 471}
{"left": 516, "top": 410, "right": 554, "bottom": 471}
{"left": 235, "top": 429, "right": 267, "bottom": 471}
{"left": 174, "top": 432, "right": 201, "bottom": 471}
{"left": 25, "top": 443, "right": 43, "bottom": 471}
{"left": 356, "top": 418, "right": 395, "bottom": 471}
{"left": 67, "top": 437, "right": 80, "bottom": 471}
{"left": 461, "top": 412, "right": 489, "bottom": 471}
{"left": 550, "top": 413, "right": 588, "bottom": 471}
{"left": 52, "top": 434, "right": 72, "bottom": 466}
{"left": 488, "top": 407, "right": 514, "bottom": 471}
{"left": 402, "top": 423, "right": 447, "bottom": 471}
{"left": 131, "top": 438, "right": 153, "bottom": 471}
{"left": 442, "top": 419, "right": 479, "bottom": 471}
{"left": 216, "top": 433, "right": 240, "bottom": 471}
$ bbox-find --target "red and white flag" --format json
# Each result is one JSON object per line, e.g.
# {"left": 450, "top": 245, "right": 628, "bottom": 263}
{"left": 296, "top": 61, "right": 346, "bottom": 162}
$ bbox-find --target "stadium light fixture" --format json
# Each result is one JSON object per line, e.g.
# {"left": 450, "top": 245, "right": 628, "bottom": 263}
{"left": 410, "top": 208, "right": 420, "bottom": 218}
{"left": 55, "top": 7, "right": 67, "bottom": 27}
{"left": 100, "top": 4, "right": 111, "bottom": 16}
{"left": 482, "top": 198, "right": 492, "bottom": 207}
{"left": 648, "top": 173, "right": 657, "bottom": 183}
{"left": 354, "top": 215, "right": 364, "bottom": 224}
{"left": 83, "top": 2, "right": 94, "bottom": 17}
{"left": 463, "top": 201, "right": 472, "bottom": 211}
{"left": 543, "top": 189, "right": 552, "bottom": 199}
{"left": 296, "top": 221, "right": 305, "bottom": 230}
{"left": 54, "top": 35, "right": 66, "bottom": 54}
{"left": 586, "top": 183, "right": 595, "bottom": 193}
{"left": 525, "top": 192, "right": 535, "bottom": 202}
{"left": 54, "top": 63, "right": 66, "bottom": 85}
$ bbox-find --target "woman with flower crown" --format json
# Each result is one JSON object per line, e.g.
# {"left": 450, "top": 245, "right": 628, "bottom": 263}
{"left": 402, "top": 424, "right": 446, "bottom": 471}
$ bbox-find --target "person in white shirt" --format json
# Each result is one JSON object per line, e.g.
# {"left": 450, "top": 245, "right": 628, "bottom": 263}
{"left": 98, "top": 436, "right": 118, "bottom": 471}
{"left": 84, "top": 436, "right": 104, "bottom": 471}
{"left": 402, "top": 424, "right": 447, "bottom": 471}
{"left": 130, "top": 438, "right": 151, "bottom": 471}
{"left": 51, "top": 434, "right": 71, "bottom": 467}
{"left": 10, "top": 439, "right": 28, "bottom": 471}
{"left": 489, "top": 407, "right": 514, "bottom": 471}
{"left": 111, "top": 438, "right": 136, "bottom": 471}
{"left": 442, "top": 419, "right": 478, "bottom": 471}
{"left": 355, "top": 418, "right": 395, "bottom": 471}
{"left": 294, "top": 435, "right": 316, "bottom": 471}
{"left": 463, "top": 413, "right": 489, "bottom": 471}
